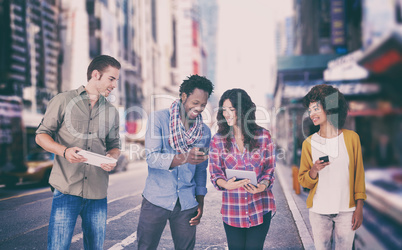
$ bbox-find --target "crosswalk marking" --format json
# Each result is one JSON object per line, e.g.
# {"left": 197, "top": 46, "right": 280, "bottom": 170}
{"left": 0, "top": 223, "right": 48, "bottom": 244}
{"left": 108, "top": 231, "right": 137, "bottom": 250}
{"left": 107, "top": 191, "right": 142, "bottom": 203}
{"left": 0, "top": 188, "right": 49, "bottom": 202}
{"left": 71, "top": 204, "right": 141, "bottom": 243}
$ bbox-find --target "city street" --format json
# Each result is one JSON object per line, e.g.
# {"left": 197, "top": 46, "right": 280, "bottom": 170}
{"left": 1, "top": 159, "right": 399, "bottom": 250}
{"left": 1, "top": 1, "right": 402, "bottom": 249}
{"left": 0, "top": 160, "right": 304, "bottom": 250}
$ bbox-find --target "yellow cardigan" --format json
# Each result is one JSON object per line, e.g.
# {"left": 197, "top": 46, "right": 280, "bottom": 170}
{"left": 298, "top": 129, "right": 367, "bottom": 208}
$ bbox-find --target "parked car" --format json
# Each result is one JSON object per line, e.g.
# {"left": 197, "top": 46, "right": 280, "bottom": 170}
{"left": 1, "top": 151, "right": 54, "bottom": 187}
{"left": 110, "top": 154, "right": 129, "bottom": 173}
{"left": 1, "top": 151, "right": 129, "bottom": 188}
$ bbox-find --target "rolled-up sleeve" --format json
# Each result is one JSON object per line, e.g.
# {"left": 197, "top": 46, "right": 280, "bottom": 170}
{"left": 298, "top": 138, "right": 318, "bottom": 189}
{"left": 145, "top": 113, "right": 175, "bottom": 170}
{"left": 194, "top": 127, "right": 211, "bottom": 196}
{"left": 36, "top": 95, "right": 65, "bottom": 137}
{"left": 195, "top": 159, "right": 208, "bottom": 195}
{"left": 106, "top": 107, "right": 121, "bottom": 150}
{"left": 353, "top": 133, "right": 367, "bottom": 201}
{"left": 209, "top": 136, "right": 227, "bottom": 191}
{"left": 259, "top": 134, "right": 275, "bottom": 188}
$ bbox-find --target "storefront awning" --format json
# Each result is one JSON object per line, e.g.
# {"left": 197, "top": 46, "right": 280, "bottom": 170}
{"left": 277, "top": 54, "right": 340, "bottom": 72}
{"left": 357, "top": 30, "right": 402, "bottom": 77}
{"left": 282, "top": 81, "right": 381, "bottom": 100}
{"left": 324, "top": 50, "right": 369, "bottom": 81}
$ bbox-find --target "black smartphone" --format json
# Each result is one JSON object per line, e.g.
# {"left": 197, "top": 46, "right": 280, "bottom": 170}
{"left": 198, "top": 147, "right": 209, "bottom": 154}
{"left": 319, "top": 155, "right": 329, "bottom": 162}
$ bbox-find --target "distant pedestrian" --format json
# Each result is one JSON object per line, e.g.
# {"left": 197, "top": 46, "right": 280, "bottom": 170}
{"left": 209, "top": 89, "right": 276, "bottom": 250}
{"left": 36, "top": 55, "right": 121, "bottom": 249}
{"left": 298, "top": 84, "right": 366, "bottom": 250}
{"left": 375, "top": 134, "right": 394, "bottom": 167}
{"left": 137, "top": 75, "right": 214, "bottom": 250}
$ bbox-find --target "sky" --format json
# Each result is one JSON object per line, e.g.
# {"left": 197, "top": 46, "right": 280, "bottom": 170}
{"left": 215, "top": 0, "right": 292, "bottom": 108}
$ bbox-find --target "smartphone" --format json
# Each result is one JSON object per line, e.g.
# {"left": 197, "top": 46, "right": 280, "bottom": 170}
{"left": 198, "top": 147, "right": 209, "bottom": 154}
{"left": 319, "top": 155, "right": 329, "bottom": 162}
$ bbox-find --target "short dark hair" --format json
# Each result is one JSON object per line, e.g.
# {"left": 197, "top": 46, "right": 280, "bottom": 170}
{"left": 302, "top": 84, "right": 349, "bottom": 129}
{"left": 87, "top": 55, "right": 121, "bottom": 81}
{"left": 179, "top": 75, "right": 214, "bottom": 97}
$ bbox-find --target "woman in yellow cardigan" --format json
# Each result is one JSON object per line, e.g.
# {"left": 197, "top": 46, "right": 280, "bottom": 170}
{"left": 298, "top": 84, "right": 366, "bottom": 250}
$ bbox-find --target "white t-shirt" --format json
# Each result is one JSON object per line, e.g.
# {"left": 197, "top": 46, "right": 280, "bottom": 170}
{"left": 310, "top": 132, "right": 355, "bottom": 214}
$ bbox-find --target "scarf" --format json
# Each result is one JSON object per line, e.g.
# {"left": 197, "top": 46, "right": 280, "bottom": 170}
{"left": 168, "top": 99, "right": 204, "bottom": 153}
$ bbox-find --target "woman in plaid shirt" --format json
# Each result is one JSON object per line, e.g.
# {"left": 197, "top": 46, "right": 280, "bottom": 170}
{"left": 209, "top": 89, "right": 276, "bottom": 250}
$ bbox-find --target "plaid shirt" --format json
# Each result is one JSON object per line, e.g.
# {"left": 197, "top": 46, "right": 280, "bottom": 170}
{"left": 209, "top": 129, "right": 276, "bottom": 228}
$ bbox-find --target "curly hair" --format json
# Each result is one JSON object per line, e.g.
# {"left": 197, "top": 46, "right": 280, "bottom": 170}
{"left": 302, "top": 84, "right": 349, "bottom": 129}
{"left": 179, "top": 75, "right": 214, "bottom": 97}
{"left": 217, "top": 89, "right": 263, "bottom": 151}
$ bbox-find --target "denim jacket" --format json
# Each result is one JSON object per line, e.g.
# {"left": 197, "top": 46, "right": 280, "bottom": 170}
{"left": 142, "top": 109, "right": 211, "bottom": 211}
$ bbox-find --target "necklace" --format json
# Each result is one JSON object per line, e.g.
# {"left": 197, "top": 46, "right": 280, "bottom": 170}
{"left": 318, "top": 129, "right": 341, "bottom": 138}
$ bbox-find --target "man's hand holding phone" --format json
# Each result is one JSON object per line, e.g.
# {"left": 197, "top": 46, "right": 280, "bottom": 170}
{"left": 186, "top": 147, "right": 208, "bottom": 165}
{"left": 198, "top": 147, "right": 209, "bottom": 154}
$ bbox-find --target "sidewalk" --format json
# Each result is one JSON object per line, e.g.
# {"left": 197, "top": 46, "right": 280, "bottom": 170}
{"left": 275, "top": 162, "right": 315, "bottom": 250}
{"left": 196, "top": 164, "right": 311, "bottom": 249}
{"left": 275, "top": 163, "right": 397, "bottom": 250}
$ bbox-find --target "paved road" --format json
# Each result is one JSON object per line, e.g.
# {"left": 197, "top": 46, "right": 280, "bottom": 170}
{"left": 0, "top": 160, "right": 304, "bottom": 249}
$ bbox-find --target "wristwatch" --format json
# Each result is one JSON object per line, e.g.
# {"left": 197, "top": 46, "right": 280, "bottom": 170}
{"left": 259, "top": 180, "right": 270, "bottom": 190}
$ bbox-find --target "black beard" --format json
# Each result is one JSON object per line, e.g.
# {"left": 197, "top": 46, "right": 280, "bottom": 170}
{"left": 180, "top": 101, "right": 196, "bottom": 128}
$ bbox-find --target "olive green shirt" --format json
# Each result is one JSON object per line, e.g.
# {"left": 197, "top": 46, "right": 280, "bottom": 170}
{"left": 36, "top": 86, "right": 120, "bottom": 199}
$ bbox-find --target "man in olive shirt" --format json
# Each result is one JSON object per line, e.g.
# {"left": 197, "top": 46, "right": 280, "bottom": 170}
{"left": 36, "top": 55, "right": 121, "bottom": 250}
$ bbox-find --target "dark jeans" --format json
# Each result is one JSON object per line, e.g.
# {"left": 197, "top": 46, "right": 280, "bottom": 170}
{"left": 137, "top": 197, "right": 198, "bottom": 250}
{"left": 223, "top": 211, "right": 272, "bottom": 250}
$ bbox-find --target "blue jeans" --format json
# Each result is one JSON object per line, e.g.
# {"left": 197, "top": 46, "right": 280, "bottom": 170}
{"left": 223, "top": 211, "right": 272, "bottom": 250}
{"left": 47, "top": 189, "right": 107, "bottom": 250}
{"left": 309, "top": 210, "right": 355, "bottom": 250}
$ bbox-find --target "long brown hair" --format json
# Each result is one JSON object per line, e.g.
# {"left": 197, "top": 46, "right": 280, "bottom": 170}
{"left": 217, "top": 89, "right": 263, "bottom": 151}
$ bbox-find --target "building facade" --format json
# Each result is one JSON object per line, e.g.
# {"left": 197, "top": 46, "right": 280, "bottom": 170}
{"left": 275, "top": 0, "right": 364, "bottom": 167}
{"left": 0, "top": 0, "right": 60, "bottom": 114}
{"left": 274, "top": 1, "right": 402, "bottom": 248}
{"left": 0, "top": 0, "right": 214, "bottom": 140}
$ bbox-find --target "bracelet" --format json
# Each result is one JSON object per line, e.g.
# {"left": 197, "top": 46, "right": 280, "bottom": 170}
{"left": 63, "top": 147, "right": 69, "bottom": 158}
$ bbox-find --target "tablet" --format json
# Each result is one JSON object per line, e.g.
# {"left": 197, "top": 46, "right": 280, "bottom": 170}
{"left": 77, "top": 150, "right": 117, "bottom": 167}
{"left": 225, "top": 169, "right": 258, "bottom": 186}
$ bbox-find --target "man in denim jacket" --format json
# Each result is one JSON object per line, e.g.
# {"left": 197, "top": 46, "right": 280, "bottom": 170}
{"left": 137, "top": 75, "right": 214, "bottom": 250}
